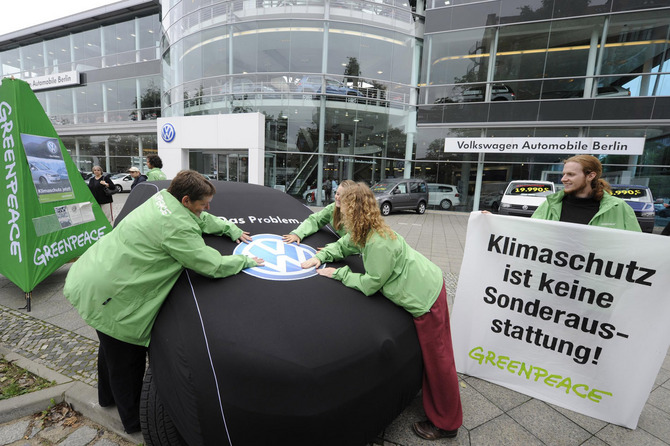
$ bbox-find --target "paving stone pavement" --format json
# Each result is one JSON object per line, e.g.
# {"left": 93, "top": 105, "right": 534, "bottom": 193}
{"left": 0, "top": 193, "right": 669, "bottom": 446}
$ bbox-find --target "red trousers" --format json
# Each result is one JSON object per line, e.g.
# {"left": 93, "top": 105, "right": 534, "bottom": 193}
{"left": 413, "top": 281, "right": 463, "bottom": 431}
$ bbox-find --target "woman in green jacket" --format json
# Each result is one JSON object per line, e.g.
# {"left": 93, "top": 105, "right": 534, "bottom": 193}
{"left": 146, "top": 154, "right": 167, "bottom": 180}
{"left": 282, "top": 179, "right": 355, "bottom": 244}
{"left": 301, "top": 183, "right": 463, "bottom": 440}
{"left": 64, "top": 170, "right": 263, "bottom": 433}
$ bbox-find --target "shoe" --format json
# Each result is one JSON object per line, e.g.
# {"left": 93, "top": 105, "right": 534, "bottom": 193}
{"left": 413, "top": 420, "right": 458, "bottom": 440}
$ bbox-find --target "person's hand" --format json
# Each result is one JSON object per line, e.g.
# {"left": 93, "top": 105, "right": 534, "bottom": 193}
{"left": 316, "top": 267, "right": 336, "bottom": 278}
{"left": 481, "top": 210, "right": 492, "bottom": 214}
{"left": 236, "top": 232, "right": 252, "bottom": 244}
{"left": 664, "top": 203, "right": 670, "bottom": 209}
{"left": 100, "top": 180, "right": 108, "bottom": 187}
{"left": 282, "top": 234, "right": 301, "bottom": 244}
{"left": 251, "top": 256, "right": 264, "bottom": 267}
{"left": 301, "top": 257, "right": 321, "bottom": 269}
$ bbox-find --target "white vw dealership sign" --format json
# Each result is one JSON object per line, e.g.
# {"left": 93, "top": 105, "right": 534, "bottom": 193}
{"left": 445, "top": 137, "right": 644, "bottom": 154}
{"left": 451, "top": 213, "right": 670, "bottom": 429}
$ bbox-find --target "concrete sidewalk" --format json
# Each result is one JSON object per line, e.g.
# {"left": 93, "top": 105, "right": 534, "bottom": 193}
{"left": 0, "top": 194, "right": 669, "bottom": 445}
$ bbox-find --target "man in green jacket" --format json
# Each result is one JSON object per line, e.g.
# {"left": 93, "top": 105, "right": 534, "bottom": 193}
{"left": 146, "top": 154, "right": 167, "bottom": 180}
{"left": 64, "top": 170, "right": 263, "bottom": 434}
{"left": 532, "top": 155, "right": 641, "bottom": 231}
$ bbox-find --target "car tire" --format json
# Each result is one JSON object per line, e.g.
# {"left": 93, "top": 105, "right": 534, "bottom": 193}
{"left": 39, "top": 177, "right": 48, "bottom": 185}
{"left": 306, "top": 193, "right": 314, "bottom": 203}
{"left": 381, "top": 202, "right": 392, "bottom": 216}
{"left": 416, "top": 201, "right": 426, "bottom": 214}
{"left": 140, "top": 367, "right": 187, "bottom": 446}
{"left": 115, "top": 185, "right": 123, "bottom": 193}
{"left": 439, "top": 199, "right": 452, "bottom": 210}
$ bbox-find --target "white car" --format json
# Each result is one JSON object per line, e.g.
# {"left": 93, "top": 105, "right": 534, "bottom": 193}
{"left": 427, "top": 183, "right": 460, "bottom": 210}
{"left": 498, "top": 180, "right": 555, "bottom": 217}
{"left": 110, "top": 173, "right": 135, "bottom": 193}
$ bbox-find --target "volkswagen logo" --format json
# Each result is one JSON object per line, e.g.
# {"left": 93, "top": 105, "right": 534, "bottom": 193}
{"left": 522, "top": 204, "right": 528, "bottom": 210}
{"left": 233, "top": 234, "right": 321, "bottom": 281}
{"left": 161, "top": 123, "right": 176, "bottom": 143}
{"left": 46, "top": 140, "right": 59, "bottom": 155}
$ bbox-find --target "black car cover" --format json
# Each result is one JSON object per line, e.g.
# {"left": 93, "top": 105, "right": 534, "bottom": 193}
{"left": 117, "top": 181, "right": 422, "bottom": 446}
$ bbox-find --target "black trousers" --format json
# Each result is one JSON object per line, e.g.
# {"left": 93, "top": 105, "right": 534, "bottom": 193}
{"left": 96, "top": 330, "right": 147, "bottom": 433}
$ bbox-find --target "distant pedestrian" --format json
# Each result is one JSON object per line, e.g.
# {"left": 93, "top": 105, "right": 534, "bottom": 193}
{"left": 127, "top": 166, "right": 147, "bottom": 190}
{"left": 88, "top": 166, "right": 115, "bottom": 225}
{"left": 146, "top": 155, "right": 167, "bottom": 180}
{"left": 324, "top": 178, "right": 333, "bottom": 202}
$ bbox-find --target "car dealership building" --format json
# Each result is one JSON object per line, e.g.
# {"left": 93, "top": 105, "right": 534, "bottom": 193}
{"left": 1, "top": 0, "right": 669, "bottom": 210}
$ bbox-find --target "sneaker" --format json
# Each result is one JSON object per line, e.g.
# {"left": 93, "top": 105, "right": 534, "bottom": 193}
{"left": 413, "top": 420, "right": 458, "bottom": 440}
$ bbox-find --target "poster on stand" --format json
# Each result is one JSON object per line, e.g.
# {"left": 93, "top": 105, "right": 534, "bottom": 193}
{"left": 0, "top": 77, "right": 110, "bottom": 293}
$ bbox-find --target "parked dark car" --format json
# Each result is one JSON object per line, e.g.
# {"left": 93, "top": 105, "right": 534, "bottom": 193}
{"left": 371, "top": 178, "right": 428, "bottom": 216}
{"left": 435, "top": 84, "right": 516, "bottom": 103}
{"left": 610, "top": 184, "right": 655, "bottom": 233}
{"left": 116, "top": 181, "right": 422, "bottom": 446}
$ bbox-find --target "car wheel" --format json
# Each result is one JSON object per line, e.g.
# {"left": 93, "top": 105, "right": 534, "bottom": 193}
{"left": 39, "top": 177, "right": 48, "bottom": 185}
{"left": 306, "top": 193, "right": 314, "bottom": 203}
{"left": 115, "top": 185, "right": 123, "bottom": 193}
{"left": 439, "top": 199, "right": 452, "bottom": 210}
{"left": 416, "top": 201, "right": 426, "bottom": 214}
{"left": 140, "top": 367, "right": 187, "bottom": 446}
{"left": 381, "top": 202, "right": 392, "bottom": 216}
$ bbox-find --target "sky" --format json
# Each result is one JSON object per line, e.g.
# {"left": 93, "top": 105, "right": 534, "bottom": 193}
{"left": 0, "top": 0, "right": 117, "bottom": 35}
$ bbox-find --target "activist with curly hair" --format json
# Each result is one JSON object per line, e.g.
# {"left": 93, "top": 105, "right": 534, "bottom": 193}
{"left": 301, "top": 182, "right": 463, "bottom": 440}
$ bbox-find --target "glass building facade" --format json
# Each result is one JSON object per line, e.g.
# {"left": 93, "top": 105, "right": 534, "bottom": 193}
{"left": 160, "top": 0, "right": 421, "bottom": 198}
{"left": 417, "top": 0, "right": 670, "bottom": 210}
{"left": 0, "top": 3, "right": 162, "bottom": 175}
{"left": 1, "top": 0, "right": 669, "bottom": 213}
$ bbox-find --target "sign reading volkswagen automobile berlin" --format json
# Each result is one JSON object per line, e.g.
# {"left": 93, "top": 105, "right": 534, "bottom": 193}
{"left": 233, "top": 234, "right": 320, "bottom": 280}
{"left": 161, "top": 123, "right": 176, "bottom": 143}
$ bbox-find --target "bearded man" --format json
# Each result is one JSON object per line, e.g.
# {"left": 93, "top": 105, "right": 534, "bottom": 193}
{"left": 531, "top": 155, "right": 641, "bottom": 231}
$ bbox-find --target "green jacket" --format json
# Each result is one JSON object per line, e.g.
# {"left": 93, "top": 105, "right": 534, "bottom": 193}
{"left": 291, "top": 203, "right": 347, "bottom": 240}
{"left": 315, "top": 231, "right": 443, "bottom": 317}
{"left": 64, "top": 189, "right": 257, "bottom": 346}
{"left": 146, "top": 167, "right": 167, "bottom": 181}
{"left": 531, "top": 190, "right": 641, "bottom": 231}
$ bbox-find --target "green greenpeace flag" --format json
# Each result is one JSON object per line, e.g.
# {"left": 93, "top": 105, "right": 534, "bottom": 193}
{"left": 0, "top": 77, "right": 110, "bottom": 301}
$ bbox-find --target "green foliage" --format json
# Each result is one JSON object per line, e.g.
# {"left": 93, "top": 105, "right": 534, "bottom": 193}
{"left": 0, "top": 356, "right": 55, "bottom": 400}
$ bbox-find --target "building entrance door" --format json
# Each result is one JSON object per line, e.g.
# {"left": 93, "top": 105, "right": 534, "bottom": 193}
{"left": 189, "top": 151, "right": 248, "bottom": 182}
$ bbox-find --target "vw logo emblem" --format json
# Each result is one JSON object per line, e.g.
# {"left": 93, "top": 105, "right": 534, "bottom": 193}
{"left": 522, "top": 204, "right": 528, "bottom": 210}
{"left": 46, "top": 140, "right": 59, "bottom": 155}
{"left": 161, "top": 123, "right": 176, "bottom": 143}
{"left": 233, "top": 234, "right": 321, "bottom": 281}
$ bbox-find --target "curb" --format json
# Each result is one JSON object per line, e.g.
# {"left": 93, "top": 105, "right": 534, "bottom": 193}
{"left": 0, "top": 347, "right": 143, "bottom": 444}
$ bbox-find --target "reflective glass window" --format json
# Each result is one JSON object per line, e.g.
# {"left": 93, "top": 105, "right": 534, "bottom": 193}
{"left": 21, "top": 42, "right": 45, "bottom": 77}
{"left": 545, "top": 17, "right": 603, "bottom": 79}
{"left": 495, "top": 22, "right": 550, "bottom": 81}
{"left": 233, "top": 21, "right": 259, "bottom": 74}
{"left": 139, "top": 15, "right": 160, "bottom": 49}
{"left": 499, "top": 0, "right": 552, "bottom": 24}
{"left": 424, "top": 28, "right": 494, "bottom": 86}
{"left": 451, "top": 2, "right": 501, "bottom": 29}
{"left": 44, "top": 35, "right": 73, "bottom": 74}
{"left": 1, "top": 48, "right": 21, "bottom": 76}
{"left": 599, "top": 11, "right": 670, "bottom": 97}
{"left": 73, "top": 28, "right": 103, "bottom": 69}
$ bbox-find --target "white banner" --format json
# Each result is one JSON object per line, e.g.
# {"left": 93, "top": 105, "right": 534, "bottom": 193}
{"left": 444, "top": 137, "right": 645, "bottom": 155}
{"left": 451, "top": 213, "right": 670, "bottom": 428}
